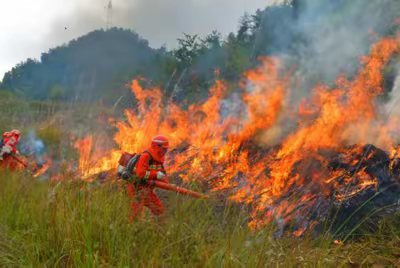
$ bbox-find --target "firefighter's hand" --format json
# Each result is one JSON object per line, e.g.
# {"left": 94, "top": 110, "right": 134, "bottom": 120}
{"left": 147, "top": 179, "right": 156, "bottom": 186}
{"left": 117, "top": 166, "right": 131, "bottom": 180}
{"left": 121, "top": 171, "right": 131, "bottom": 180}
{"left": 2, "top": 145, "right": 12, "bottom": 154}
{"left": 1, "top": 145, "right": 12, "bottom": 154}
{"left": 156, "top": 171, "right": 166, "bottom": 180}
{"left": 139, "top": 177, "right": 149, "bottom": 185}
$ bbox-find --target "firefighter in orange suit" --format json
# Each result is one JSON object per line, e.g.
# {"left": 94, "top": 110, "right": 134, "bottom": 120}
{"left": 126, "top": 135, "right": 169, "bottom": 219}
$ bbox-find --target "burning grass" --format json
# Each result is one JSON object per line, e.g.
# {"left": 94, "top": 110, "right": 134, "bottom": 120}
{"left": 2, "top": 172, "right": 400, "bottom": 267}
{"left": 69, "top": 37, "right": 400, "bottom": 236}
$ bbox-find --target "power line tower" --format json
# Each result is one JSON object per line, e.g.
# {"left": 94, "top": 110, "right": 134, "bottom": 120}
{"left": 106, "top": 0, "right": 113, "bottom": 30}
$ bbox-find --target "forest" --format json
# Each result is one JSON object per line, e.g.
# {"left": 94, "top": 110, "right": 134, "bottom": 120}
{"left": 1, "top": 0, "right": 399, "bottom": 107}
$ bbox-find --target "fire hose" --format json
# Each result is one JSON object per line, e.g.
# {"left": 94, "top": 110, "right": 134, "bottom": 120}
{"left": 149, "top": 179, "right": 209, "bottom": 200}
{"left": 126, "top": 175, "right": 209, "bottom": 200}
{"left": 118, "top": 153, "right": 208, "bottom": 199}
{"left": 11, "top": 154, "right": 45, "bottom": 175}
{"left": 12, "top": 154, "right": 29, "bottom": 168}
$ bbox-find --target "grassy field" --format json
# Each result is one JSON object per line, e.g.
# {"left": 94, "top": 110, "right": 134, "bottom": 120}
{"left": 1, "top": 172, "right": 400, "bottom": 267}
{"left": 1, "top": 100, "right": 400, "bottom": 267}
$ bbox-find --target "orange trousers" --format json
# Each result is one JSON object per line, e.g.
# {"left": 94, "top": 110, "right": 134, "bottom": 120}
{"left": 126, "top": 183, "right": 165, "bottom": 219}
{"left": 0, "top": 155, "right": 17, "bottom": 171}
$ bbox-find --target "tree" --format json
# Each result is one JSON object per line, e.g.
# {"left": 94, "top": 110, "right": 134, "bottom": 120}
{"left": 222, "top": 33, "right": 252, "bottom": 80}
{"left": 200, "top": 30, "right": 222, "bottom": 50}
{"left": 0, "top": 28, "right": 164, "bottom": 102}
{"left": 237, "top": 13, "right": 253, "bottom": 45}
{"left": 173, "top": 33, "right": 201, "bottom": 67}
{"left": 1, "top": 0, "right": 398, "bottom": 105}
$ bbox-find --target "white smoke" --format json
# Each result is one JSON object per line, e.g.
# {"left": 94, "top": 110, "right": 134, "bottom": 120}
{"left": 386, "top": 68, "right": 400, "bottom": 116}
{"left": 253, "top": 0, "right": 400, "bottom": 146}
{"left": 286, "top": 0, "right": 398, "bottom": 97}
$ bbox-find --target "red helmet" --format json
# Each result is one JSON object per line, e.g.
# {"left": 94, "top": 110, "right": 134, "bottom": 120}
{"left": 11, "top": 129, "right": 20, "bottom": 142}
{"left": 149, "top": 135, "right": 169, "bottom": 162}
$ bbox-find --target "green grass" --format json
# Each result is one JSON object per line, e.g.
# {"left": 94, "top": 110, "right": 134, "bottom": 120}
{"left": 1, "top": 172, "right": 400, "bottom": 267}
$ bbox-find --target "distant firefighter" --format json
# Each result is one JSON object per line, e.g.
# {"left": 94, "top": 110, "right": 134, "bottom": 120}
{"left": 0, "top": 129, "right": 21, "bottom": 170}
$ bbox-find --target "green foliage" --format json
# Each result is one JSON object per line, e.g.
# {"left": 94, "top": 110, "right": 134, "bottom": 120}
{"left": 200, "top": 30, "right": 222, "bottom": 50}
{"left": 0, "top": 28, "right": 166, "bottom": 102}
{"left": 37, "top": 126, "right": 62, "bottom": 146}
{"left": 173, "top": 33, "right": 203, "bottom": 68}
{"left": 49, "top": 84, "right": 65, "bottom": 100}
{"left": 223, "top": 33, "right": 252, "bottom": 80}
{"left": 0, "top": 90, "right": 13, "bottom": 100}
{"left": 37, "top": 125, "right": 62, "bottom": 157}
{"left": 1, "top": 0, "right": 399, "bottom": 105}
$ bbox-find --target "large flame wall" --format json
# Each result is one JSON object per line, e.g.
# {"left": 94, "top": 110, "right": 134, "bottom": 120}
{"left": 75, "top": 37, "right": 400, "bottom": 229}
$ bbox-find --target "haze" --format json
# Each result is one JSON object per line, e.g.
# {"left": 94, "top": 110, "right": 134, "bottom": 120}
{"left": 0, "top": 0, "right": 275, "bottom": 80}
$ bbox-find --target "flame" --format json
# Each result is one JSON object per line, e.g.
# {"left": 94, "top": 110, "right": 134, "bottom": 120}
{"left": 72, "top": 37, "right": 400, "bottom": 231}
{"left": 32, "top": 159, "right": 51, "bottom": 178}
{"left": 333, "top": 239, "right": 344, "bottom": 246}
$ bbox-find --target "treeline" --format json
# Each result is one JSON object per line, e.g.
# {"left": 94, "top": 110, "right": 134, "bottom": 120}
{"left": 1, "top": 0, "right": 399, "bottom": 107}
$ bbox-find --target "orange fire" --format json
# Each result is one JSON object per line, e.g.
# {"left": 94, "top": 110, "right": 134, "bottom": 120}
{"left": 33, "top": 159, "right": 51, "bottom": 178}
{"left": 73, "top": 37, "right": 400, "bottom": 230}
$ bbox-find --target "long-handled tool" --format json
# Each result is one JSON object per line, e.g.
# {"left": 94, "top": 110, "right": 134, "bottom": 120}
{"left": 150, "top": 180, "right": 209, "bottom": 199}
{"left": 12, "top": 154, "right": 29, "bottom": 168}
{"left": 11, "top": 154, "right": 47, "bottom": 176}
{"left": 117, "top": 152, "right": 208, "bottom": 199}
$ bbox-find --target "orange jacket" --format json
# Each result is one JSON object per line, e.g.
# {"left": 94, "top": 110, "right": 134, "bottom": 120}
{"left": 135, "top": 151, "right": 168, "bottom": 184}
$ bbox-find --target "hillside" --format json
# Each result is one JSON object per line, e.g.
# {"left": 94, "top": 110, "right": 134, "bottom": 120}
{"left": 1, "top": 0, "right": 399, "bottom": 107}
{"left": 0, "top": 28, "right": 173, "bottom": 105}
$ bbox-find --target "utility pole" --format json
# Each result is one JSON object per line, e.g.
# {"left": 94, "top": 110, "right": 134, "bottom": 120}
{"left": 106, "top": 0, "right": 113, "bottom": 30}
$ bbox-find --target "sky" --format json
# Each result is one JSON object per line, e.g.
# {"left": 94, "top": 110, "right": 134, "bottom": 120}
{"left": 0, "top": 0, "right": 276, "bottom": 80}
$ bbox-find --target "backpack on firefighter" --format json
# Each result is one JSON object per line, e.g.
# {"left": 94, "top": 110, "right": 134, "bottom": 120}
{"left": 0, "top": 132, "right": 10, "bottom": 150}
{"left": 117, "top": 151, "right": 162, "bottom": 185}
{"left": 117, "top": 152, "right": 140, "bottom": 180}
{"left": 0, "top": 132, "right": 12, "bottom": 161}
{"left": 0, "top": 141, "right": 4, "bottom": 160}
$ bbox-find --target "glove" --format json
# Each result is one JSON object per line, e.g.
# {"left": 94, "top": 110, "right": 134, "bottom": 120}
{"left": 2, "top": 145, "right": 12, "bottom": 154}
{"left": 139, "top": 178, "right": 150, "bottom": 186}
{"left": 156, "top": 171, "right": 166, "bottom": 180}
{"left": 0, "top": 145, "right": 12, "bottom": 160}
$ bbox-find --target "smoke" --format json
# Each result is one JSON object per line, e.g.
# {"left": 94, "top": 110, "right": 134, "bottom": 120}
{"left": 255, "top": 0, "right": 399, "bottom": 99}
{"left": 243, "top": 0, "right": 400, "bottom": 147}
{"left": 20, "top": 129, "right": 46, "bottom": 166}
{"left": 386, "top": 67, "right": 400, "bottom": 116}
{"left": 220, "top": 92, "right": 245, "bottom": 120}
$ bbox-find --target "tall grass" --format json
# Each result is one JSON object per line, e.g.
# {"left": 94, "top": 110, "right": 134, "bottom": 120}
{"left": 1, "top": 172, "right": 400, "bottom": 267}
